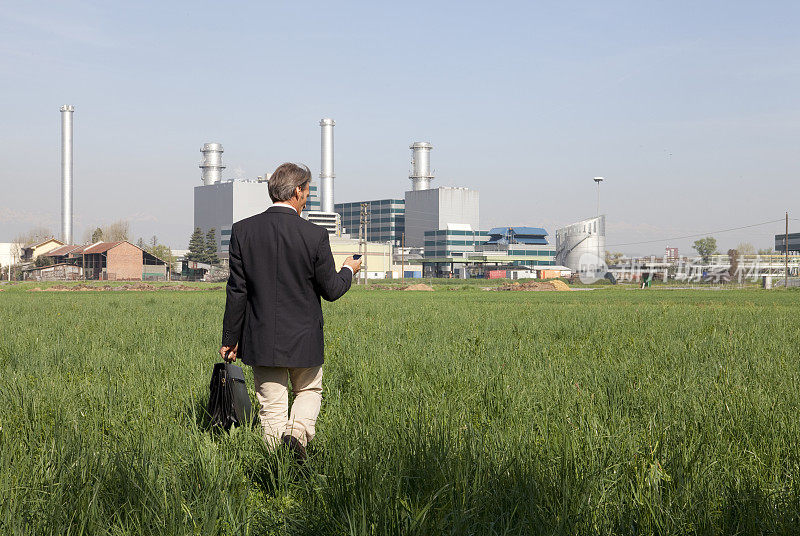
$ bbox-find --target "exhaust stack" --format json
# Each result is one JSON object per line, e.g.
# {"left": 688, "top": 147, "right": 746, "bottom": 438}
{"left": 319, "top": 118, "right": 335, "bottom": 213}
{"left": 60, "top": 105, "right": 74, "bottom": 244}
{"left": 409, "top": 142, "right": 434, "bottom": 191}
{"left": 200, "top": 143, "right": 225, "bottom": 185}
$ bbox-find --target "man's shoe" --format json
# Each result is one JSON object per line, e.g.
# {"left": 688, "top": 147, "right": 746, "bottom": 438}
{"left": 281, "top": 434, "right": 307, "bottom": 463}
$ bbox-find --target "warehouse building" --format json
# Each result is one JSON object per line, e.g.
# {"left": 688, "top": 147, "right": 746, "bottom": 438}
{"left": 34, "top": 241, "right": 167, "bottom": 281}
{"left": 334, "top": 199, "right": 405, "bottom": 245}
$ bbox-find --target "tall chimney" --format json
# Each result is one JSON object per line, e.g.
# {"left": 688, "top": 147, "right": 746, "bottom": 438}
{"left": 60, "top": 105, "right": 74, "bottom": 244}
{"left": 200, "top": 143, "right": 225, "bottom": 185}
{"left": 319, "top": 118, "right": 335, "bottom": 213}
{"left": 409, "top": 142, "right": 434, "bottom": 191}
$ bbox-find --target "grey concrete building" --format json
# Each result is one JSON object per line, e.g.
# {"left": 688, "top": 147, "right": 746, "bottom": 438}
{"left": 193, "top": 180, "right": 270, "bottom": 259}
{"left": 403, "top": 187, "right": 480, "bottom": 247}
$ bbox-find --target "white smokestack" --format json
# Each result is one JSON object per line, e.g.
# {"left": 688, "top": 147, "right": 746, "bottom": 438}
{"left": 319, "top": 118, "right": 335, "bottom": 213}
{"left": 409, "top": 142, "right": 434, "bottom": 191}
{"left": 60, "top": 105, "right": 74, "bottom": 244}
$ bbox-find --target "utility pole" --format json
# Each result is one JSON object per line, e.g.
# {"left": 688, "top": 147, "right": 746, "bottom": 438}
{"left": 786, "top": 211, "right": 789, "bottom": 288}
{"left": 358, "top": 203, "right": 369, "bottom": 285}
{"left": 401, "top": 232, "right": 405, "bottom": 280}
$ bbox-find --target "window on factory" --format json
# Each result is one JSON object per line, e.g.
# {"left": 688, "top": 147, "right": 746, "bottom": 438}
{"left": 221, "top": 240, "right": 230, "bottom": 246}
{"left": 221, "top": 229, "right": 231, "bottom": 235}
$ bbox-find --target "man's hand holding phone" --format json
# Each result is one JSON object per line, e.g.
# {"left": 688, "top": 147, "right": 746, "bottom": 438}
{"left": 344, "top": 255, "right": 363, "bottom": 274}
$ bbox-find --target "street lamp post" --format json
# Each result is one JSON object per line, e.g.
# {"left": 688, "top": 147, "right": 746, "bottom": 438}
{"left": 594, "top": 177, "right": 605, "bottom": 276}
{"left": 593, "top": 177, "right": 604, "bottom": 216}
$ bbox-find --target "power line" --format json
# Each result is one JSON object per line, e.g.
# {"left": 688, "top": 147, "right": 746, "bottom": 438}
{"left": 605, "top": 219, "right": 785, "bottom": 247}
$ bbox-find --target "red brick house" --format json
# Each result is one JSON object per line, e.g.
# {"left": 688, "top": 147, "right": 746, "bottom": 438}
{"left": 41, "top": 241, "right": 167, "bottom": 281}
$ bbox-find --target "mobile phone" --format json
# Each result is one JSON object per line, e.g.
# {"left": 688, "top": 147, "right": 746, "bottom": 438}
{"left": 353, "top": 254, "right": 362, "bottom": 260}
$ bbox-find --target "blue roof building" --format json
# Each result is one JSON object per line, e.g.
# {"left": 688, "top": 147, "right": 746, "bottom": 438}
{"left": 486, "top": 227, "right": 549, "bottom": 245}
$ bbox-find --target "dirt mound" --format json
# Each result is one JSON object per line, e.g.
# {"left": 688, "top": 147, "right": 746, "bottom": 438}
{"left": 497, "top": 280, "right": 571, "bottom": 292}
{"left": 550, "top": 280, "right": 571, "bottom": 291}
{"left": 404, "top": 283, "right": 434, "bottom": 291}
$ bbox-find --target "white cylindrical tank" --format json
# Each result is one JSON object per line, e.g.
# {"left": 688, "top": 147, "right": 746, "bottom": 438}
{"left": 200, "top": 143, "right": 225, "bottom": 185}
{"left": 319, "top": 118, "right": 335, "bottom": 213}
{"left": 60, "top": 105, "right": 74, "bottom": 244}
{"left": 409, "top": 142, "right": 434, "bottom": 191}
{"left": 556, "top": 215, "right": 607, "bottom": 281}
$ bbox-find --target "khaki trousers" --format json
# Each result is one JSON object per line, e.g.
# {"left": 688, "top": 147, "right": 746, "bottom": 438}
{"left": 251, "top": 365, "right": 322, "bottom": 448}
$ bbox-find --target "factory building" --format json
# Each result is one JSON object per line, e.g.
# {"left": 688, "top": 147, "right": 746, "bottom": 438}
{"left": 775, "top": 232, "right": 800, "bottom": 253}
{"left": 423, "top": 226, "right": 488, "bottom": 257}
{"left": 421, "top": 226, "right": 558, "bottom": 278}
{"left": 306, "top": 183, "right": 321, "bottom": 212}
{"left": 306, "top": 211, "right": 341, "bottom": 236}
{"left": 478, "top": 227, "right": 557, "bottom": 265}
{"left": 404, "top": 187, "right": 480, "bottom": 248}
{"left": 334, "top": 199, "right": 406, "bottom": 245}
{"left": 194, "top": 177, "right": 270, "bottom": 259}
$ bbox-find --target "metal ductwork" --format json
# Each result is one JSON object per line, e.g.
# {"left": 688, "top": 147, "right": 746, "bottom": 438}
{"left": 60, "top": 105, "right": 74, "bottom": 245}
{"left": 200, "top": 143, "right": 225, "bottom": 185}
{"left": 319, "top": 118, "right": 335, "bottom": 213}
{"left": 409, "top": 142, "right": 434, "bottom": 191}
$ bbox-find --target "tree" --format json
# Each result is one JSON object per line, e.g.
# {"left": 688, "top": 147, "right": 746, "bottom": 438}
{"left": 136, "top": 237, "right": 146, "bottom": 250}
{"left": 205, "top": 228, "right": 219, "bottom": 265}
{"left": 150, "top": 244, "right": 172, "bottom": 262}
{"left": 150, "top": 235, "right": 158, "bottom": 251}
{"left": 15, "top": 227, "right": 55, "bottom": 247}
{"left": 102, "top": 220, "right": 130, "bottom": 241}
{"left": 693, "top": 236, "right": 717, "bottom": 263}
{"left": 736, "top": 242, "right": 755, "bottom": 256}
{"left": 758, "top": 248, "right": 775, "bottom": 256}
{"left": 91, "top": 227, "right": 104, "bottom": 243}
{"left": 605, "top": 251, "right": 624, "bottom": 266}
{"left": 186, "top": 228, "right": 206, "bottom": 262}
{"left": 35, "top": 255, "right": 55, "bottom": 267}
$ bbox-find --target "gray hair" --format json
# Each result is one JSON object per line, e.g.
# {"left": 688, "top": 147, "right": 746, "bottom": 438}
{"left": 268, "top": 163, "right": 312, "bottom": 202}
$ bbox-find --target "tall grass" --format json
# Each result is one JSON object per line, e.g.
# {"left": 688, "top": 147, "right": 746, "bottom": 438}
{"left": 1, "top": 285, "right": 798, "bottom": 534}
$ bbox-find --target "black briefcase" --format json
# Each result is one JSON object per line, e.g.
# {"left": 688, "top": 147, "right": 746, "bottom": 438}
{"left": 207, "top": 362, "right": 252, "bottom": 430}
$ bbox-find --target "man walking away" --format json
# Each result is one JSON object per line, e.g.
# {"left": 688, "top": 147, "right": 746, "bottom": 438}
{"left": 219, "top": 162, "right": 362, "bottom": 461}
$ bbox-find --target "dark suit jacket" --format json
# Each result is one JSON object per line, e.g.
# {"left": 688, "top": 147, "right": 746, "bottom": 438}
{"left": 221, "top": 205, "right": 352, "bottom": 368}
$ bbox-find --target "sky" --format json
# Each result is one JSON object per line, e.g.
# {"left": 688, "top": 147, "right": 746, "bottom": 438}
{"left": 1, "top": 1, "right": 798, "bottom": 255}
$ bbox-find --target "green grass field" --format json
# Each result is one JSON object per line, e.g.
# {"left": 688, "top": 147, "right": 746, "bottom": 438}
{"left": 1, "top": 283, "right": 799, "bottom": 535}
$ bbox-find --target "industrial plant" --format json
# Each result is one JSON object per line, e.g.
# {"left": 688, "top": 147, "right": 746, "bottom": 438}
{"left": 2, "top": 105, "right": 798, "bottom": 284}
{"left": 190, "top": 118, "right": 608, "bottom": 280}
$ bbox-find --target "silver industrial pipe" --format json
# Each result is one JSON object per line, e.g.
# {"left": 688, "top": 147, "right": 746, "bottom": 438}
{"left": 60, "top": 105, "right": 74, "bottom": 244}
{"left": 200, "top": 143, "right": 225, "bottom": 185}
{"left": 319, "top": 118, "right": 335, "bottom": 213}
{"left": 409, "top": 142, "right": 434, "bottom": 191}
